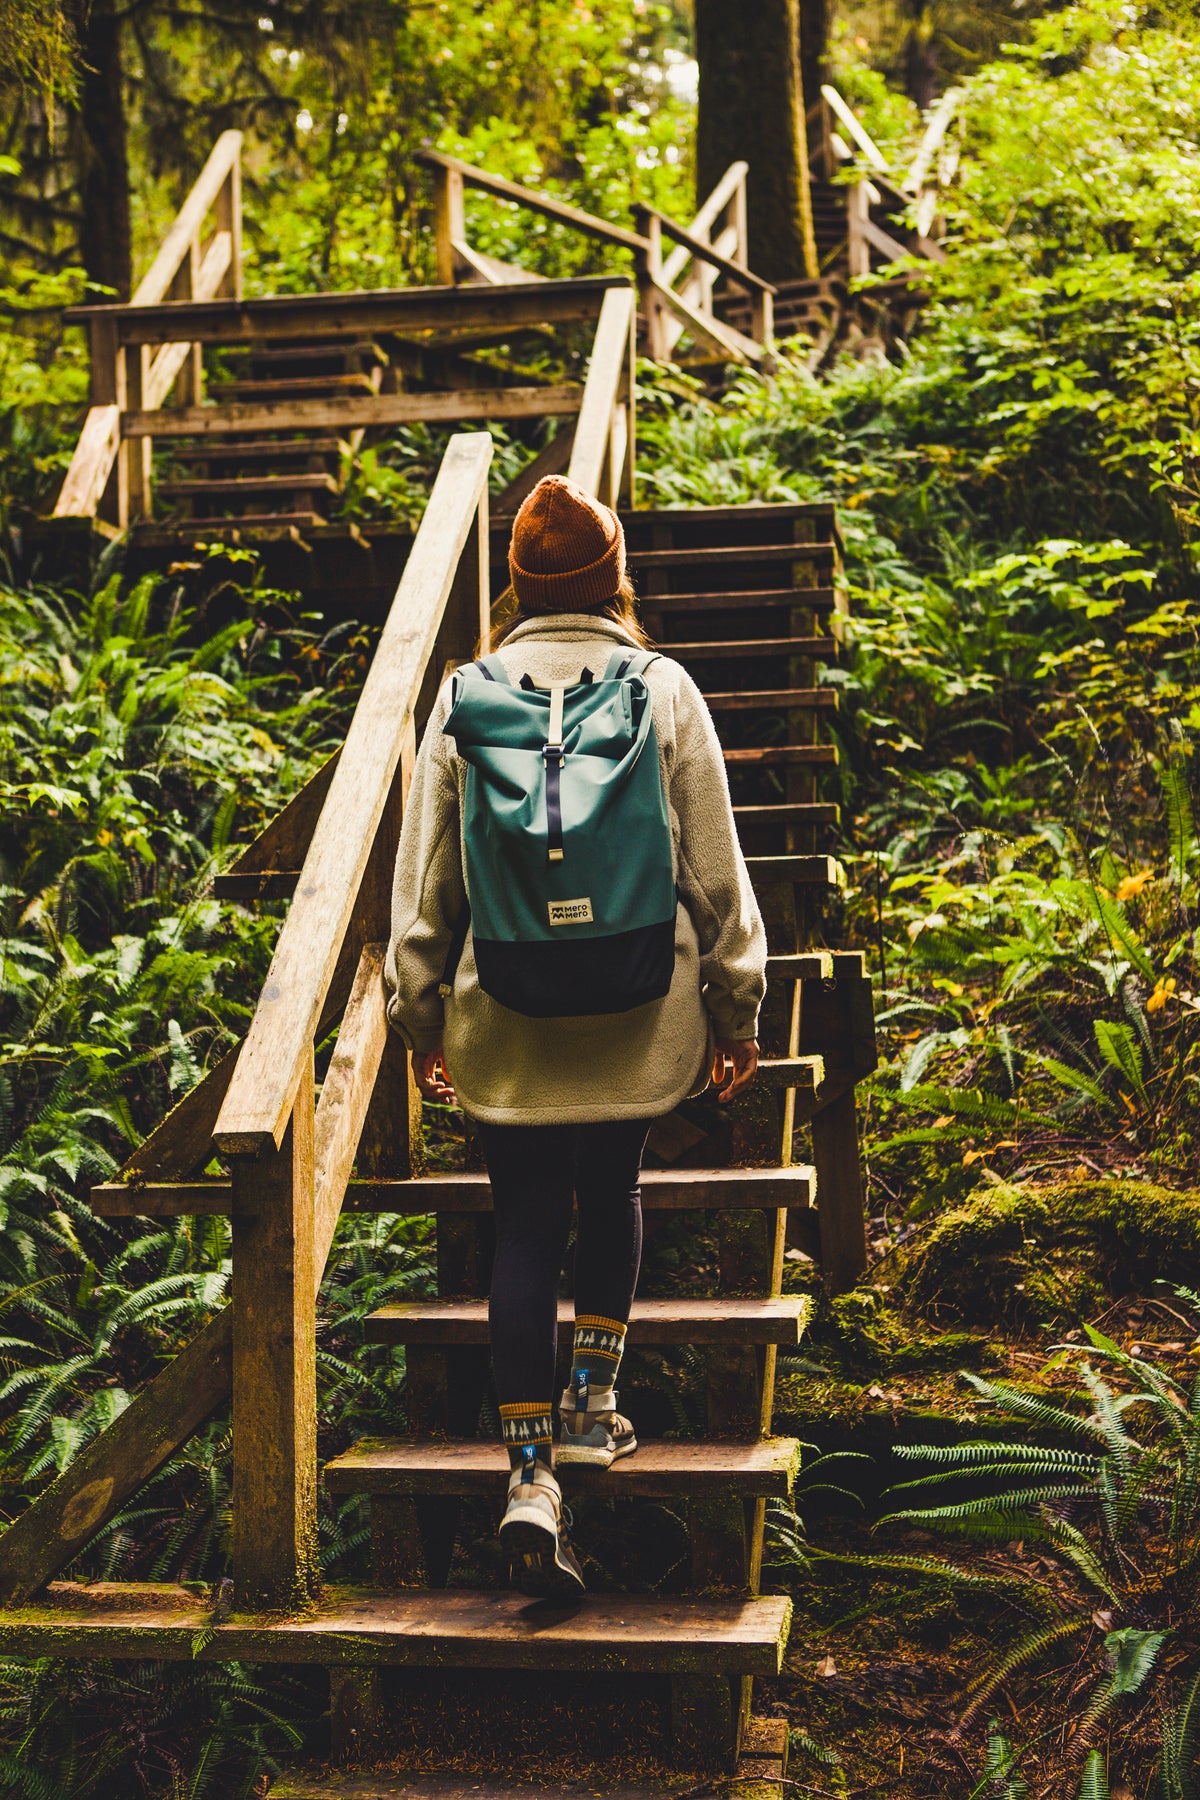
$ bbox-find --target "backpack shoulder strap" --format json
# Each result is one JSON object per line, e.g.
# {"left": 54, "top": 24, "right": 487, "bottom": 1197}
{"left": 601, "top": 647, "right": 661, "bottom": 681}
{"left": 465, "top": 653, "right": 512, "bottom": 685}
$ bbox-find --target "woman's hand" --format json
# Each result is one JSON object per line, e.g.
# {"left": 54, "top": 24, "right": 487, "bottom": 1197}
{"left": 712, "top": 1037, "right": 759, "bottom": 1104}
{"left": 412, "top": 1048, "right": 457, "bottom": 1105}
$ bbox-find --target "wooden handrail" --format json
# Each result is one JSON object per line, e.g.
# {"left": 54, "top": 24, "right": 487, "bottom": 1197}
{"left": 53, "top": 130, "right": 242, "bottom": 524}
{"left": 567, "top": 287, "right": 635, "bottom": 505}
{"left": 213, "top": 431, "right": 493, "bottom": 1156}
{"left": 821, "top": 86, "right": 889, "bottom": 173}
{"left": 642, "top": 206, "right": 776, "bottom": 297}
{"left": 131, "top": 130, "right": 243, "bottom": 307}
{"left": 660, "top": 161, "right": 748, "bottom": 290}
{"left": 417, "top": 148, "right": 652, "bottom": 255}
{"left": 902, "top": 87, "right": 962, "bottom": 195}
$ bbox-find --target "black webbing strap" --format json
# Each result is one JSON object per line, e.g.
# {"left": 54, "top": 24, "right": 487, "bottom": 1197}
{"left": 545, "top": 752, "right": 564, "bottom": 862}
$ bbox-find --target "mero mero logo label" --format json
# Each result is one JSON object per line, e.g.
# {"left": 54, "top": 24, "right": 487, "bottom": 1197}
{"left": 547, "top": 896, "right": 594, "bottom": 927}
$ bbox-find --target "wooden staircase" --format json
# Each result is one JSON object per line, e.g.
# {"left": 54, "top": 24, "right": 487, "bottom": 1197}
{"left": 15, "top": 130, "right": 882, "bottom": 1800}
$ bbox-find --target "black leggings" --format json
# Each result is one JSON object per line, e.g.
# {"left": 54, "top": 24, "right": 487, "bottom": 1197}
{"left": 476, "top": 1117, "right": 651, "bottom": 1406}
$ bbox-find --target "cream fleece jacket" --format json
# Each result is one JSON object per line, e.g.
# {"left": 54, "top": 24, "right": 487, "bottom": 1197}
{"left": 384, "top": 613, "right": 767, "bottom": 1125}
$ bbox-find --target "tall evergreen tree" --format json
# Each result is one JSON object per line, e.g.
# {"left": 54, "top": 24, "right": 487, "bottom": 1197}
{"left": 694, "top": 0, "right": 818, "bottom": 282}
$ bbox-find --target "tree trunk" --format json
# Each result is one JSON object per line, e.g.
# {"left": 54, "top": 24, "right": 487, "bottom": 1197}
{"left": 799, "top": 0, "right": 835, "bottom": 179}
{"left": 70, "top": 0, "right": 132, "bottom": 300}
{"left": 903, "top": 0, "right": 939, "bottom": 113}
{"left": 695, "top": 0, "right": 817, "bottom": 284}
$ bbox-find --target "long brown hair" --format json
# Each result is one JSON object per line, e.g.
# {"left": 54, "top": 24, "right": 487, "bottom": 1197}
{"left": 487, "top": 569, "right": 654, "bottom": 652}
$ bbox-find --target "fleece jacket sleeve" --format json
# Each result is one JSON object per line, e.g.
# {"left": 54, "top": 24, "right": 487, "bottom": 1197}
{"left": 667, "top": 667, "right": 768, "bottom": 1040}
{"left": 384, "top": 683, "right": 464, "bottom": 1053}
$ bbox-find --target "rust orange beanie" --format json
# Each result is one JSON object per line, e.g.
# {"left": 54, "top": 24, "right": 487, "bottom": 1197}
{"left": 508, "top": 475, "right": 626, "bottom": 612}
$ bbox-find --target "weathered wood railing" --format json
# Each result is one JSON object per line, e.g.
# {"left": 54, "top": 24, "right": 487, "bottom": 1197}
{"left": 820, "top": 84, "right": 952, "bottom": 277}
{"left": 55, "top": 129, "right": 243, "bottom": 530}
{"left": 418, "top": 147, "right": 775, "bottom": 365}
{"left": 0, "top": 284, "right": 639, "bottom": 1606}
{"left": 0, "top": 429, "right": 493, "bottom": 1607}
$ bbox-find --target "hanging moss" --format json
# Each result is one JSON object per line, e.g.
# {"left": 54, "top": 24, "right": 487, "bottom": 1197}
{"left": 897, "top": 1179, "right": 1200, "bottom": 1327}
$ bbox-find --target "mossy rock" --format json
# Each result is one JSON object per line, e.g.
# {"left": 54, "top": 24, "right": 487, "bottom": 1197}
{"left": 897, "top": 1178, "right": 1200, "bottom": 1327}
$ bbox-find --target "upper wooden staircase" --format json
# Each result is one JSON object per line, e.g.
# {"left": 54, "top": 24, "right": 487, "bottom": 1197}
{"left": 11, "top": 125, "right": 889, "bottom": 1800}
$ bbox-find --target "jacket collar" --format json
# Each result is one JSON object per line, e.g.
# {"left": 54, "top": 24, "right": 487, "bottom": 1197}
{"left": 500, "top": 612, "right": 643, "bottom": 650}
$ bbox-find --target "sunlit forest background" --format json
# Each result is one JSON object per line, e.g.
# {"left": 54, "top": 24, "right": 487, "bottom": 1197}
{"left": 2, "top": 0, "right": 1200, "bottom": 1795}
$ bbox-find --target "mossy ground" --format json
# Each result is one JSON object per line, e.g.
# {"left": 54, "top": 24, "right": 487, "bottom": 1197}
{"left": 764, "top": 1176, "right": 1200, "bottom": 1797}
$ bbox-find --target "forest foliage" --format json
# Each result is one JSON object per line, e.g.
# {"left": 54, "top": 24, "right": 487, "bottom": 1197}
{"left": 0, "top": 0, "right": 1199, "bottom": 1794}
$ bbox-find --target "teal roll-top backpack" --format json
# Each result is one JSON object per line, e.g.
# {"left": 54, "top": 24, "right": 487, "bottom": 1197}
{"left": 441, "top": 647, "right": 676, "bottom": 1018}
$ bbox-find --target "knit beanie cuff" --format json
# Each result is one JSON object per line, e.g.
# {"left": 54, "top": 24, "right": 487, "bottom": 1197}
{"left": 509, "top": 533, "right": 625, "bottom": 612}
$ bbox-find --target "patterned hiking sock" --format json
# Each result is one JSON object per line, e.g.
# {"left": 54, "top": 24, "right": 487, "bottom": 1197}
{"left": 570, "top": 1314, "right": 627, "bottom": 1404}
{"left": 499, "top": 1401, "right": 555, "bottom": 1472}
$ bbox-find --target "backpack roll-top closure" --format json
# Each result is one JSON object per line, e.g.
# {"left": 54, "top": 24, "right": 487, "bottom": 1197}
{"left": 443, "top": 648, "right": 676, "bottom": 1018}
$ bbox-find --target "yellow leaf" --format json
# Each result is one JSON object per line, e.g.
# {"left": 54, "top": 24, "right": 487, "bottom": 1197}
{"left": 1116, "top": 869, "right": 1153, "bottom": 903}
{"left": 1147, "top": 977, "right": 1177, "bottom": 1015}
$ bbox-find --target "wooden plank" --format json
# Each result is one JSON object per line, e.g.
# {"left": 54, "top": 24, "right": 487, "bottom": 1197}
{"left": 628, "top": 544, "right": 833, "bottom": 568}
{"left": 273, "top": 1775, "right": 711, "bottom": 1800}
{"left": 67, "top": 276, "right": 630, "bottom": 348}
{"left": 567, "top": 288, "right": 636, "bottom": 498}
{"left": 0, "top": 1311, "right": 232, "bottom": 1603}
{"left": 668, "top": 636, "right": 839, "bottom": 659}
{"left": 364, "top": 1295, "right": 811, "bottom": 1347}
{"left": 221, "top": 750, "right": 340, "bottom": 883}
{"left": 158, "top": 474, "right": 337, "bottom": 498}
{"left": 755, "top": 1056, "right": 824, "bottom": 1092}
{"left": 324, "top": 1437, "right": 800, "bottom": 1500}
{"left": 820, "top": 85, "right": 889, "bottom": 173}
{"left": 650, "top": 586, "right": 838, "bottom": 613}
{"left": 231, "top": 1058, "right": 319, "bottom": 1608}
{"left": 734, "top": 802, "right": 839, "bottom": 827}
{"left": 643, "top": 207, "right": 775, "bottom": 296}
{"left": 53, "top": 405, "right": 121, "bottom": 518}
{"left": 222, "top": 372, "right": 378, "bottom": 397}
{"left": 765, "top": 952, "right": 834, "bottom": 980}
{"left": 746, "top": 855, "right": 845, "bottom": 888}
{"left": 417, "top": 149, "right": 652, "bottom": 255}
{"left": 661, "top": 161, "right": 749, "bottom": 290}
{"left": 213, "top": 431, "right": 492, "bottom": 1156}
{"left": 723, "top": 745, "right": 837, "bottom": 767}
{"left": 142, "top": 229, "right": 233, "bottom": 410}
{"left": 117, "top": 1041, "right": 241, "bottom": 1183}
{"left": 811, "top": 1087, "right": 869, "bottom": 1295}
{"left": 131, "top": 131, "right": 243, "bottom": 307}
{"left": 0, "top": 1587, "right": 793, "bottom": 1677}
{"left": 124, "top": 384, "right": 583, "bottom": 439}
{"left": 91, "top": 1163, "right": 817, "bottom": 1218}
{"left": 647, "top": 277, "right": 764, "bottom": 365}
{"left": 703, "top": 687, "right": 838, "bottom": 711}
{"left": 175, "top": 437, "right": 343, "bottom": 459}
{"left": 313, "top": 945, "right": 390, "bottom": 1274}
{"left": 450, "top": 238, "right": 547, "bottom": 286}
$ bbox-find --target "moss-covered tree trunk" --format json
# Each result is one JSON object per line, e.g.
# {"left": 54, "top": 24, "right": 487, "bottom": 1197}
{"left": 695, "top": 0, "right": 818, "bottom": 283}
{"left": 69, "top": 0, "right": 132, "bottom": 301}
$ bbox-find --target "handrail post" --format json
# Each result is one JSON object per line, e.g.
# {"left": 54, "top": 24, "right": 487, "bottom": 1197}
{"left": 90, "top": 316, "right": 128, "bottom": 529}
{"left": 846, "top": 182, "right": 871, "bottom": 280}
{"left": 231, "top": 1054, "right": 319, "bottom": 1610}
{"left": 214, "top": 152, "right": 242, "bottom": 300}
{"left": 633, "top": 206, "right": 667, "bottom": 362}
{"left": 125, "top": 342, "right": 153, "bottom": 522}
{"left": 432, "top": 163, "right": 465, "bottom": 286}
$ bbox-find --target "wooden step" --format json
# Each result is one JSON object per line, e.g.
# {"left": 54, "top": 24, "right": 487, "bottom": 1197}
{"left": 175, "top": 438, "right": 344, "bottom": 461}
{"left": 734, "top": 801, "right": 840, "bottom": 827}
{"left": 0, "top": 1584, "right": 791, "bottom": 1677}
{"left": 242, "top": 340, "right": 386, "bottom": 366}
{"left": 667, "top": 636, "right": 840, "bottom": 660}
{"left": 158, "top": 474, "right": 339, "bottom": 499}
{"left": 364, "top": 1295, "right": 811, "bottom": 1348}
{"left": 91, "top": 1164, "right": 817, "bottom": 1219}
{"left": 704, "top": 687, "right": 837, "bottom": 712}
{"left": 324, "top": 1437, "right": 800, "bottom": 1500}
{"left": 756, "top": 1055, "right": 824, "bottom": 1091}
{"left": 723, "top": 744, "right": 837, "bottom": 767}
{"left": 627, "top": 544, "right": 835, "bottom": 569}
{"left": 271, "top": 1774, "right": 711, "bottom": 1800}
{"left": 647, "top": 588, "right": 839, "bottom": 613}
{"left": 746, "top": 854, "right": 844, "bottom": 888}
{"left": 221, "top": 373, "right": 379, "bottom": 398}
{"left": 149, "top": 511, "right": 324, "bottom": 532}
{"left": 765, "top": 952, "right": 833, "bottom": 980}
